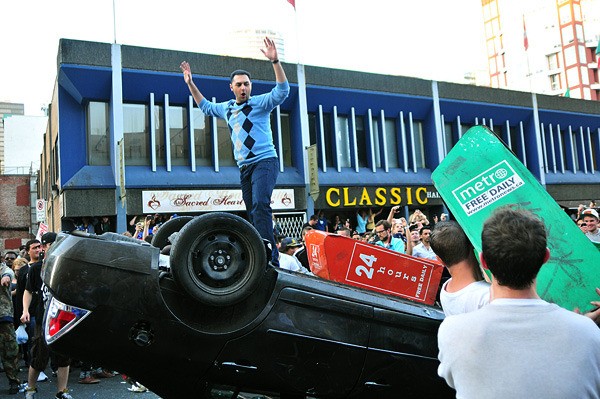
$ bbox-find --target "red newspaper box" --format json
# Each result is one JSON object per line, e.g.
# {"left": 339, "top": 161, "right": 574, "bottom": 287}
{"left": 305, "top": 230, "right": 443, "bottom": 305}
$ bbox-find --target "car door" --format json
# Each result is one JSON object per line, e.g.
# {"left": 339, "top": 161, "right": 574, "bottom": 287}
{"left": 208, "top": 283, "right": 372, "bottom": 398}
{"left": 354, "top": 305, "right": 455, "bottom": 399}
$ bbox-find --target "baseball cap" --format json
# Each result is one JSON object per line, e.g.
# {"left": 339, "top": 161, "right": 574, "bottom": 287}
{"left": 280, "top": 237, "right": 302, "bottom": 252}
{"left": 41, "top": 232, "right": 57, "bottom": 245}
{"left": 582, "top": 208, "right": 599, "bottom": 220}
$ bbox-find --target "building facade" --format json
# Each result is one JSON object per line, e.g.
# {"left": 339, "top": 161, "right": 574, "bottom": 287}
{"left": 37, "top": 39, "right": 600, "bottom": 235}
{"left": 0, "top": 102, "right": 47, "bottom": 250}
{"left": 482, "top": 0, "right": 599, "bottom": 100}
{"left": 0, "top": 175, "right": 34, "bottom": 252}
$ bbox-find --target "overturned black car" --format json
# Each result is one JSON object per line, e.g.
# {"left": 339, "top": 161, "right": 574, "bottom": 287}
{"left": 42, "top": 213, "right": 454, "bottom": 398}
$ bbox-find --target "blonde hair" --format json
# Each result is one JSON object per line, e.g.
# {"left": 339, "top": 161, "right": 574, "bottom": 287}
{"left": 13, "top": 258, "right": 28, "bottom": 271}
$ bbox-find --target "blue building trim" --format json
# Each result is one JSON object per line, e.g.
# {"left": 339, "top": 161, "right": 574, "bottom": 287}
{"left": 51, "top": 40, "right": 600, "bottom": 220}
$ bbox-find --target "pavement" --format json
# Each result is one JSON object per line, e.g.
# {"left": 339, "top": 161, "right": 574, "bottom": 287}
{"left": 0, "top": 364, "right": 162, "bottom": 398}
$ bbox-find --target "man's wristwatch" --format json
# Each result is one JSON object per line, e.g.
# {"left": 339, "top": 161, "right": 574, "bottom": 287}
{"left": 272, "top": 59, "right": 280, "bottom": 64}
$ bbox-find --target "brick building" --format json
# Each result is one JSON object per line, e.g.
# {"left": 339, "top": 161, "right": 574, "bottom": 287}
{"left": 0, "top": 175, "right": 33, "bottom": 252}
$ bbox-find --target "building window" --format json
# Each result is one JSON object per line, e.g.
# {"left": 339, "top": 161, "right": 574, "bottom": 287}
{"left": 444, "top": 122, "right": 454, "bottom": 154}
{"left": 169, "top": 106, "right": 189, "bottom": 166}
{"left": 371, "top": 118, "right": 382, "bottom": 168}
{"left": 571, "top": 129, "right": 580, "bottom": 171}
{"left": 216, "top": 119, "right": 236, "bottom": 166}
{"left": 307, "top": 112, "right": 334, "bottom": 168}
{"left": 271, "top": 112, "right": 293, "bottom": 167}
{"left": 385, "top": 118, "right": 399, "bottom": 168}
{"left": 87, "top": 101, "right": 110, "bottom": 166}
{"left": 123, "top": 104, "right": 149, "bottom": 166}
{"left": 308, "top": 113, "right": 317, "bottom": 146}
{"left": 154, "top": 105, "right": 165, "bottom": 166}
{"left": 321, "top": 113, "right": 334, "bottom": 168}
{"left": 489, "top": 58, "right": 498, "bottom": 74}
{"left": 337, "top": 115, "right": 351, "bottom": 168}
{"left": 559, "top": 6, "right": 572, "bottom": 24}
{"left": 355, "top": 117, "right": 367, "bottom": 167}
{"left": 566, "top": 67, "right": 581, "bottom": 86}
{"left": 549, "top": 73, "right": 561, "bottom": 91}
{"left": 193, "top": 108, "right": 211, "bottom": 166}
{"left": 410, "top": 120, "right": 426, "bottom": 169}
{"left": 558, "top": 129, "right": 568, "bottom": 171}
{"left": 564, "top": 46, "right": 577, "bottom": 66}
{"left": 547, "top": 53, "right": 560, "bottom": 70}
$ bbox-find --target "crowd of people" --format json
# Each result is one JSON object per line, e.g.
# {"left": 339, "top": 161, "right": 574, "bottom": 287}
{"left": 0, "top": 233, "right": 85, "bottom": 398}
{"left": 0, "top": 230, "right": 151, "bottom": 398}
{"left": 271, "top": 207, "right": 445, "bottom": 277}
{"left": 281, "top": 207, "right": 444, "bottom": 259}
{"left": 2, "top": 201, "right": 599, "bottom": 398}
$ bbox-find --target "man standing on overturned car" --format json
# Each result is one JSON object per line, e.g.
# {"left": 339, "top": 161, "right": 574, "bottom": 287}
{"left": 180, "top": 37, "right": 289, "bottom": 266}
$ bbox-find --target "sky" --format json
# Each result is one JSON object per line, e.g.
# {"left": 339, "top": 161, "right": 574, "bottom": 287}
{"left": 0, "top": 0, "right": 488, "bottom": 116}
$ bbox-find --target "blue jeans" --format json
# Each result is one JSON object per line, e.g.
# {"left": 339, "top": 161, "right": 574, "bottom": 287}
{"left": 240, "top": 157, "right": 279, "bottom": 266}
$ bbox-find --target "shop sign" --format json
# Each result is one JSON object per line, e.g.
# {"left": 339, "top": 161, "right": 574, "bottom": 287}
{"left": 317, "top": 186, "right": 440, "bottom": 208}
{"left": 142, "top": 189, "right": 295, "bottom": 214}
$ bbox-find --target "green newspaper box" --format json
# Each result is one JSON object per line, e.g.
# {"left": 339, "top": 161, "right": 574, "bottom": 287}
{"left": 432, "top": 126, "right": 599, "bottom": 312}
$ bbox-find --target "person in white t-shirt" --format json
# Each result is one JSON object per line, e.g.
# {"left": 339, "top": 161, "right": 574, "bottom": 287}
{"left": 429, "top": 221, "right": 490, "bottom": 316}
{"left": 278, "top": 237, "right": 312, "bottom": 275}
{"left": 411, "top": 225, "right": 437, "bottom": 260}
{"left": 437, "top": 207, "right": 600, "bottom": 399}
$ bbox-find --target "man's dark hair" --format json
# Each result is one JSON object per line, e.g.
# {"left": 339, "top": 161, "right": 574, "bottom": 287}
{"left": 409, "top": 224, "right": 420, "bottom": 232}
{"left": 3, "top": 250, "right": 18, "bottom": 258}
{"left": 25, "top": 239, "right": 41, "bottom": 252}
{"left": 230, "top": 69, "right": 251, "bottom": 82}
{"left": 419, "top": 225, "right": 432, "bottom": 235}
{"left": 481, "top": 206, "right": 547, "bottom": 289}
{"left": 375, "top": 220, "right": 391, "bottom": 230}
{"left": 430, "top": 221, "right": 476, "bottom": 267}
{"left": 309, "top": 214, "right": 318, "bottom": 222}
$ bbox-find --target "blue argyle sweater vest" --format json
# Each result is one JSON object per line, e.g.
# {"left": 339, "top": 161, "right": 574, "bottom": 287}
{"left": 198, "top": 81, "right": 290, "bottom": 167}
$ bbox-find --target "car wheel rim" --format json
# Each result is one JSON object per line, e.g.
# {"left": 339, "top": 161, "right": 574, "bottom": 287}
{"left": 189, "top": 231, "right": 253, "bottom": 295}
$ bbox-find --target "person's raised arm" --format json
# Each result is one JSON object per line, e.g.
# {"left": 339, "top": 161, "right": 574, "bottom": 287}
{"left": 405, "top": 227, "right": 414, "bottom": 256}
{"left": 260, "top": 37, "right": 287, "bottom": 83}
{"left": 387, "top": 206, "right": 400, "bottom": 224}
{"left": 180, "top": 61, "right": 205, "bottom": 106}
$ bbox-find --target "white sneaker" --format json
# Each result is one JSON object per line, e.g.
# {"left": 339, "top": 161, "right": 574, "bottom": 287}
{"left": 37, "top": 371, "right": 49, "bottom": 382}
{"left": 127, "top": 382, "right": 148, "bottom": 393}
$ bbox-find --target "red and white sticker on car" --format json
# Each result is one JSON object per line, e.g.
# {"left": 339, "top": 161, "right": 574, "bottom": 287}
{"left": 306, "top": 230, "right": 443, "bottom": 305}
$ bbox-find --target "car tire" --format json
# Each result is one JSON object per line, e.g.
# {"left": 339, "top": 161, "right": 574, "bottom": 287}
{"left": 170, "top": 212, "right": 267, "bottom": 307}
{"left": 151, "top": 216, "right": 194, "bottom": 250}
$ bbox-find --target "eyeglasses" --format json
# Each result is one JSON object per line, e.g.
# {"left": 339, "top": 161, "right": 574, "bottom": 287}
{"left": 5, "top": 257, "right": 16, "bottom": 260}
{"left": 578, "top": 223, "right": 587, "bottom": 227}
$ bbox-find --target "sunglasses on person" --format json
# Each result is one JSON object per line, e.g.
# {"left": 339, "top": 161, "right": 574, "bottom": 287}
{"left": 578, "top": 223, "right": 587, "bottom": 227}
{"left": 5, "top": 256, "right": 16, "bottom": 260}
